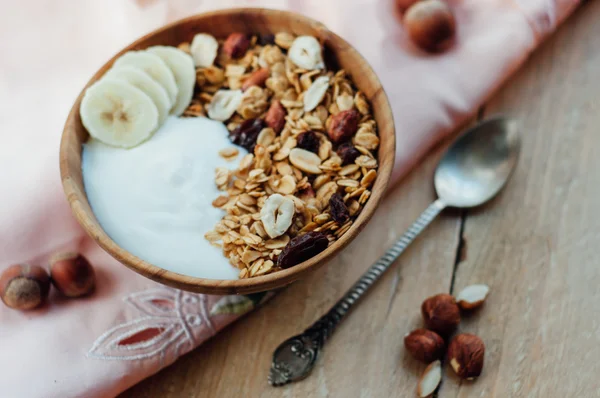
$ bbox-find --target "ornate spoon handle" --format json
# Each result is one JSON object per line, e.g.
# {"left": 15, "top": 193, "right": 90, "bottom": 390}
{"left": 269, "top": 199, "right": 447, "bottom": 386}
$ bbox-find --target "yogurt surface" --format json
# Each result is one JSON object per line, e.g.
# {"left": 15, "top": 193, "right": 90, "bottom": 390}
{"left": 82, "top": 116, "right": 242, "bottom": 280}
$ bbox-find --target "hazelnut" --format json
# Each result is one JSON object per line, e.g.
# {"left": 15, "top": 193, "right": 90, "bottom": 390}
{"left": 456, "top": 284, "right": 490, "bottom": 310}
{"left": 447, "top": 333, "right": 485, "bottom": 379}
{"left": 421, "top": 293, "right": 460, "bottom": 335}
{"left": 404, "top": 0, "right": 456, "bottom": 53}
{"left": 404, "top": 328, "right": 445, "bottom": 363}
{"left": 50, "top": 252, "right": 96, "bottom": 298}
{"left": 396, "top": 0, "right": 420, "bottom": 13}
{"left": 223, "top": 33, "right": 251, "bottom": 59}
{"left": 0, "top": 264, "right": 50, "bottom": 310}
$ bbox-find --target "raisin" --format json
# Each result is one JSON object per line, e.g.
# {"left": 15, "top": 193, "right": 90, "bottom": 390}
{"left": 277, "top": 232, "right": 329, "bottom": 269}
{"left": 229, "top": 119, "right": 266, "bottom": 152}
{"left": 328, "top": 109, "right": 360, "bottom": 143}
{"left": 329, "top": 193, "right": 350, "bottom": 224}
{"left": 337, "top": 143, "right": 361, "bottom": 165}
{"left": 296, "top": 131, "right": 320, "bottom": 153}
{"left": 257, "top": 33, "right": 275, "bottom": 46}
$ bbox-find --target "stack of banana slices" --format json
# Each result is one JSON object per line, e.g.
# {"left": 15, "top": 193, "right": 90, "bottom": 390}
{"left": 80, "top": 46, "right": 195, "bottom": 148}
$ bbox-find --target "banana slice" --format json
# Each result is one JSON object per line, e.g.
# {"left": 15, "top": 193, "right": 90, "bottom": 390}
{"left": 104, "top": 66, "right": 171, "bottom": 123}
{"left": 147, "top": 46, "right": 196, "bottom": 116}
{"left": 80, "top": 79, "right": 159, "bottom": 148}
{"left": 113, "top": 51, "right": 178, "bottom": 106}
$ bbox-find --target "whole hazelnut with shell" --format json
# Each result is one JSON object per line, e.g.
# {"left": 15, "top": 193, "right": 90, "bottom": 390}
{"left": 421, "top": 293, "right": 461, "bottom": 335}
{"left": 395, "top": 0, "right": 420, "bottom": 13}
{"left": 0, "top": 264, "right": 51, "bottom": 310}
{"left": 404, "top": 328, "right": 445, "bottom": 363}
{"left": 447, "top": 333, "right": 485, "bottom": 379}
{"left": 50, "top": 252, "right": 96, "bottom": 298}
{"left": 404, "top": 0, "right": 456, "bottom": 53}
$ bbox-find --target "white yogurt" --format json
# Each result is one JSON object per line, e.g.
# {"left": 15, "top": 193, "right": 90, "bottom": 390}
{"left": 82, "top": 116, "right": 243, "bottom": 280}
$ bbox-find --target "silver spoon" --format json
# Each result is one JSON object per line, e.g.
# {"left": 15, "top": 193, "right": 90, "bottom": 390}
{"left": 268, "top": 116, "right": 521, "bottom": 386}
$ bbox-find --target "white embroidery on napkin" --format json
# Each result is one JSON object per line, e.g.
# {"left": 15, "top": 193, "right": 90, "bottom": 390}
{"left": 87, "top": 287, "right": 214, "bottom": 363}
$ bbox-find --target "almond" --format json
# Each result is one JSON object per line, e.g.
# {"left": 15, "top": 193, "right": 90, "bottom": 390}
{"left": 417, "top": 360, "right": 441, "bottom": 397}
{"left": 421, "top": 293, "right": 461, "bottom": 336}
{"left": 242, "top": 68, "right": 270, "bottom": 91}
{"left": 448, "top": 334, "right": 485, "bottom": 379}
{"left": 456, "top": 284, "right": 490, "bottom": 310}
{"left": 265, "top": 100, "right": 286, "bottom": 133}
{"left": 223, "top": 33, "right": 251, "bottom": 58}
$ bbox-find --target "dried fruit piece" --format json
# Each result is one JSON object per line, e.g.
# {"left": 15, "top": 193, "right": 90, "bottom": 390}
{"left": 456, "top": 284, "right": 490, "bottom": 310}
{"left": 329, "top": 193, "right": 349, "bottom": 224}
{"left": 242, "top": 68, "right": 270, "bottom": 91}
{"left": 288, "top": 36, "right": 325, "bottom": 70}
{"left": 417, "top": 360, "right": 442, "bottom": 397}
{"left": 404, "top": 0, "right": 456, "bottom": 53}
{"left": 207, "top": 89, "right": 243, "bottom": 121}
{"left": 265, "top": 100, "right": 286, "bottom": 133}
{"left": 260, "top": 194, "right": 295, "bottom": 239}
{"left": 328, "top": 109, "right": 360, "bottom": 143}
{"left": 448, "top": 334, "right": 485, "bottom": 379}
{"left": 190, "top": 33, "right": 219, "bottom": 67}
{"left": 289, "top": 148, "right": 323, "bottom": 174}
{"left": 337, "top": 143, "right": 361, "bottom": 165}
{"left": 223, "top": 33, "right": 251, "bottom": 58}
{"left": 277, "top": 231, "right": 329, "bottom": 268}
{"left": 421, "top": 293, "right": 461, "bottom": 336}
{"left": 296, "top": 131, "right": 320, "bottom": 153}
{"left": 404, "top": 329, "right": 445, "bottom": 363}
{"left": 303, "top": 76, "right": 330, "bottom": 112}
{"left": 0, "top": 264, "right": 50, "bottom": 311}
{"left": 229, "top": 118, "right": 266, "bottom": 151}
{"left": 257, "top": 33, "right": 275, "bottom": 46}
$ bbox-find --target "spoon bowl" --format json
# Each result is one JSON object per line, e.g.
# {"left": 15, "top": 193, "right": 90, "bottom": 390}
{"left": 434, "top": 117, "right": 520, "bottom": 208}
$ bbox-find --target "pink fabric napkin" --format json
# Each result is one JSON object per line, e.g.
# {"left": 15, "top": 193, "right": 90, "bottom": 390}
{"left": 0, "top": 0, "right": 579, "bottom": 396}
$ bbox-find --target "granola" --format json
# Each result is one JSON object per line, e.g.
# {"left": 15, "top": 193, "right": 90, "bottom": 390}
{"left": 182, "top": 32, "right": 380, "bottom": 279}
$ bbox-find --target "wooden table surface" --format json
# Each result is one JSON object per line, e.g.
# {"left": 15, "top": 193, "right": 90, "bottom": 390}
{"left": 120, "top": 1, "right": 600, "bottom": 397}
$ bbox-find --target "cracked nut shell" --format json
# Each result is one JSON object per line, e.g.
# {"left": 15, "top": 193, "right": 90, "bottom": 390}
{"left": 404, "top": 328, "right": 445, "bottom": 363}
{"left": 421, "top": 293, "right": 460, "bottom": 335}
{"left": 448, "top": 333, "right": 485, "bottom": 379}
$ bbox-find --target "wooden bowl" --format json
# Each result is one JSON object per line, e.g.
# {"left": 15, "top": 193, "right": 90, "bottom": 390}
{"left": 60, "top": 8, "right": 395, "bottom": 295}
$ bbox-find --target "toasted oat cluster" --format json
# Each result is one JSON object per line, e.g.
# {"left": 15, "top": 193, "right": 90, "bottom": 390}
{"left": 179, "top": 31, "right": 380, "bottom": 279}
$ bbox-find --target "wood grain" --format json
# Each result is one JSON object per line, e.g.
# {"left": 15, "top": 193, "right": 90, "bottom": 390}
{"left": 123, "top": 1, "right": 600, "bottom": 397}
{"left": 441, "top": 1, "right": 600, "bottom": 396}
{"left": 59, "top": 8, "right": 396, "bottom": 295}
